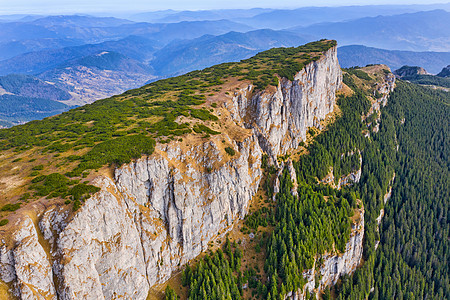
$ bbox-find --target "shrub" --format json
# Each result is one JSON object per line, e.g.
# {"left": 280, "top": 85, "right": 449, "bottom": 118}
{"left": 69, "top": 183, "right": 100, "bottom": 202}
{"left": 190, "top": 108, "right": 218, "bottom": 121}
{"left": 225, "top": 146, "right": 236, "bottom": 156}
{"left": 192, "top": 124, "right": 220, "bottom": 135}
{"left": 72, "top": 135, "right": 156, "bottom": 175}
{"left": 29, "top": 171, "right": 40, "bottom": 177}
{"left": 31, "top": 173, "right": 70, "bottom": 197}
{"left": 1, "top": 203, "right": 21, "bottom": 211}
{"left": 0, "top": 219, "right": 8, "bottom": 226}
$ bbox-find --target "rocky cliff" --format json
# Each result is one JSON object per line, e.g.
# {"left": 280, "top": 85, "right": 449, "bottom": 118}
{"left": 0, "top": 46, "right": 343, "bottom": 299}
{"left": 228, "top": 48, "right": 341, "bottom": 164}
{"left": 290, "top": 209, "right": 364, "bottom": 300}
{"left": 437, "top": 65, "right": 450, "bottom": 78}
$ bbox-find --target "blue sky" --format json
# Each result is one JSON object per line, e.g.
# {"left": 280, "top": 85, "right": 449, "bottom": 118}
{"left": 0, "top": 0, "right": 449, "bottom": 14}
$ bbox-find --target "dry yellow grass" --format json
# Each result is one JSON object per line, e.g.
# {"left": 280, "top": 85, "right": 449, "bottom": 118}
{"left": 0, "top": 280, "right": 14, "bottom": 300}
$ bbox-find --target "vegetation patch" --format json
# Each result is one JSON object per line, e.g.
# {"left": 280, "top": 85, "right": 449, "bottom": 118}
{"left": 70, "top": 134, "right": 156, "bottom": 176}
{"left": 179, "top": 238, "right": 243, "bottom": 300}
{"left": 344, "top": 67, "right": 373, "bottom": 81}
{"left": 29, "top": 172, "right": 100, "bottom": 210}
{"left": 225, "top": 146, "right": 236, "bottom": 156}
{"left": 192, "top": 124, "right": 220, "bottom": 136}
{"left": 1, "top": 203, "right": 21, "bottom": 212}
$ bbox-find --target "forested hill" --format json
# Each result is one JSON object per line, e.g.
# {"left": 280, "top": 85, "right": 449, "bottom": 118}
{"left": 163, "top": 68, "right": 449, "bottom": 299}
{"left": 335, "top": 81, "right": 449, "bottom": 299}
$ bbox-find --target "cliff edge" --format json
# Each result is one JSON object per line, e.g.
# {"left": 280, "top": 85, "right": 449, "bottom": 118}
{"left": 0, "top": 42, "right": 343, "bottom": 299}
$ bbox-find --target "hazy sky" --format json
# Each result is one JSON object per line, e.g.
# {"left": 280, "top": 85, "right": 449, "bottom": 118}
{"left": 0, "top": 0, "right": 449, "bottom": 14}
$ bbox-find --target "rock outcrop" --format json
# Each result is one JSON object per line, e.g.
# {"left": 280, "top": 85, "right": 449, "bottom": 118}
{"left": 393, "top": 65, "right": 429, "bottom": 78}
{"left": 320, "top": 151, "right": 363, "bottom": 190}
{"left": 228, "top": 47, "right": 342, "bottom": 164}
{"left": 437, "top": 65, "right": 450, "bottom": 78}
{"left": 292, "top": 209, "right": 365, "bottom": 300}
{"left": 0, "top": 46, "right": 343, "bottom": 299}
{"left": 365, "top": 69, "right": 395, "bottom": 137}
{"left": 1, "top": 217, "right": 57, "bottom": 299}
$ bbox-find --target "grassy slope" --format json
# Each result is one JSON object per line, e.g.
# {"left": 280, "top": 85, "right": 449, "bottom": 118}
{"left": 0, "top": 40, "right": 336, "bottom": 221}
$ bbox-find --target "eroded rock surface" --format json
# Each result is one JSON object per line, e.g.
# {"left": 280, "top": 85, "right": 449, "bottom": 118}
{"left": 229, "top": 47, "right": 342, "bottom": 164}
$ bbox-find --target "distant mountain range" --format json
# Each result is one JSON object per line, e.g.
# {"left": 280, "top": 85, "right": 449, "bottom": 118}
{"left": 151, "top": 29, "right": 308, "bottom": 76}
{"left": 129, "top": 4, "right": 450, "bottom": 28}
{"left": 291, "top": 10, "right": 450, "bottom": 52}
{"left": 130, "top": 8, "right": 271, "bottom": 23}
{"left": 0, "top": 17, "right": 252, "bottom": 60}
{"left": 338, "top": 45, "right": 450, "bottom": 74}
{"left": 239, "top": 5, "right": 446, "bottom": 29}
{"left": 0, "top": 35, "right": 157, "bottom": 75}
{"left": 1, "top": 6, "right": 450, "bottom": 127}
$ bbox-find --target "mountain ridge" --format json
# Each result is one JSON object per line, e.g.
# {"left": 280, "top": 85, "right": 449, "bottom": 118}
{"left": 0, "top": 41, "right": 350, "bottom": 298}
{"left": 338, "top": 45, "right": 450, "bottom": 74}
{"left": 290, "top": 10, "right": 450, "bottom": 51}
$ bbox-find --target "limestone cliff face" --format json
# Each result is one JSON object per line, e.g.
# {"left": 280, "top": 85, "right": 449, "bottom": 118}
{"left": 228, "top": 47, "right": 342, "bottom": 164}
{"left": 0, "top": 217, "right": 57, "bottom": 299}
{"left": 0, "top": 46, "right": 343, "bottom": 299}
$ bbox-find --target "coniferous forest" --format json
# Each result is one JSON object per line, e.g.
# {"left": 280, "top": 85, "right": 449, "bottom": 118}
{"left": 166, "top": 74, "right": 449, "bottom": 300}
{"left": 168, "top": 76, "right": 450, "bottom": 299}
{"left": 336, "top": 81, "right": 449, "bottom": 300}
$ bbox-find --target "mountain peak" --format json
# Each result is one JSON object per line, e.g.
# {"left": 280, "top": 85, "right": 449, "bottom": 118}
{"left": 437, "top": 65, "right": 450, "bottom": 78}
{"left": 393, "top": 65, "right": 429, "bottom": 78}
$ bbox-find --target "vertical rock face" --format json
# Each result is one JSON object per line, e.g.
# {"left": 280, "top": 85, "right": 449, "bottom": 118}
{"left": 51, "top": 177, "right": 150, "bottom": 300}
{"left": 0, "top": 217, "right": 57, "bottom": 299}
{"left": 319, "top": 210, "right": 364, "bottom": 288}
{"left": 113, "top": 134, "right": 262, "bottom": 286}
{"left": 229, "top": 47, "right": 342, "bottom": 163}
{"left": 0, "top": 47, "right": 344, "bottom": 299}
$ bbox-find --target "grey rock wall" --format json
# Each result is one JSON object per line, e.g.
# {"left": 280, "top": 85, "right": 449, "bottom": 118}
{"left": 229, "top": 47, "right": 342, "bottom": 164}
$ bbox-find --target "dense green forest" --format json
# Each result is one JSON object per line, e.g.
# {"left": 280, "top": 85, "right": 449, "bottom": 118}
{"left": 168, "top": 73, "right": 449, "bottom": 299}
{"left": 401, "top": 74, "right": 450, "bottom": 88}
{"left": 335, "top": 81, "right": 449, "bottom": 299}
